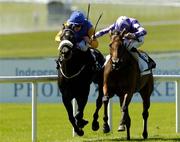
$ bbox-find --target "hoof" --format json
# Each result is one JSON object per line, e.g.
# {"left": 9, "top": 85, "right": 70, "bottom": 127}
{"left": 142, "top": 132, "right": 148, "bottom": 139}
{"left": 92, "top": 120, "right": 99, "bottom": 131}
{"left": 103, "top": 123, "right": 110, "bottom": 133}
{"left": 77, "top": 119, "right": 88, "bottom": 128}
{"left": 75, "top": 128, "right": 84, "bottom": 136}
{"left": 117, "top": 124, "right": 125, "bottom": 132}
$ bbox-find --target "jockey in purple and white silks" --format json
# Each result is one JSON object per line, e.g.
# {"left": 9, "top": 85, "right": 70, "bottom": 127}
{"left": 94, "top": 16, "right": 156, "bottom": 74}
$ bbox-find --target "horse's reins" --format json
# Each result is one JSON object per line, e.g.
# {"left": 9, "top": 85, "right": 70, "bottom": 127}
{"left": 59, "top": 62, "right": 86, "bottom": 79}
{"left": 110, "top": 36, "right": 127, "bottom": 70}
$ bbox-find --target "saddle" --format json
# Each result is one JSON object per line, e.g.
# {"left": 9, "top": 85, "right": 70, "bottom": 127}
{"left": 90, "top": 48, "right": 105, "bottom": 71}
{"left": 130, "top": 48, "right": 156, "bottom": 75}
{"left": 137, "top": 50, "right": 156, "bottom": 69}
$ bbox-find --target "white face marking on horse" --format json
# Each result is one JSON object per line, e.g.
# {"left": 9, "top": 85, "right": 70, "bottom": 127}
{"left": 61, "top": 46, "right": 69, "bottom": 53}
{"left": 112, "top": 58, "right": 119, "bottom": 63}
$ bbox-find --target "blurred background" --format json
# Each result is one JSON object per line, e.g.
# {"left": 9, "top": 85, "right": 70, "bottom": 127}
{"left": 0, "top": 0, "right": 180, "bottom": 34}
{"left": 0, "top": 0, "right": 180, "bottom": 56}
{"left": 0, "top": 1, "right": 180, "bottom": 141}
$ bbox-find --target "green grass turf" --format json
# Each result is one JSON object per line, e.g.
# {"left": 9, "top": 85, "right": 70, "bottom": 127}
{"left": 0, "top": 103, "right": 180, "bottom": 142}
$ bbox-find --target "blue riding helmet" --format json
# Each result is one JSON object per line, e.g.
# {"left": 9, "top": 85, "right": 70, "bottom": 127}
{"left": 67, "top": 11, "right": 86, "bottom": 26}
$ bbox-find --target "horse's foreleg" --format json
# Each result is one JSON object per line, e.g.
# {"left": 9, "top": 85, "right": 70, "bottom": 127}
{"left": 62, "top": 97, "right": 84, "bottom": 136}
{"left": 75, "top": 94, "right": 89, "bottom": 129}
{"left": 102, "top": 83, "right": 110, "bottom": 133}
{"left": 102, "top": 63, "right": 111, "bottom": 133}
{"left": 103, "top": 96, "right": 110, "bottom": 133}
{"left": 118, "top": 93, "right": 131, "bottom": 140}
{"left": 92, "top": 89, "right": 103, "bottom": 131}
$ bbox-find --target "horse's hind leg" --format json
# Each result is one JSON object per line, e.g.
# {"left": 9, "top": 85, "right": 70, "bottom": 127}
{"left": 62, "top": 97, "right": 84, "bottom": 136}
{"left": 139, "top": 78, "right": 153, "bottom": 139}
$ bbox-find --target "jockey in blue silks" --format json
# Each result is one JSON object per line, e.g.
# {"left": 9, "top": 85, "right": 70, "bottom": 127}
{"left": 55, "top": 10, "right": 100, "bottom": 70}
{"left": 55, "top": 10, "right": 98, "bottom": 50}
{"left": 55, "top": 11, "right": 100, "bottom": 70}
{"left": 94, "top": 16, "right": 156, "bottom": 74}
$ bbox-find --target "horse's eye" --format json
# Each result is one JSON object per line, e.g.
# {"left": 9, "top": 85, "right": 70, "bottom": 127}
{"left": 109, "top": 43, "right": 112, "bottom": 48}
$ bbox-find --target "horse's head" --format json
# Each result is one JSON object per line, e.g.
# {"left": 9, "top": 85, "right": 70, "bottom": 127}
{"left": 57, "top": 27, "right": 87, "bottom": 79}
{"left": 109, "top": 29, "right": 127, "bottom": 70}
{"left": 58, "top": 28, "right": 76, "bottom": 60}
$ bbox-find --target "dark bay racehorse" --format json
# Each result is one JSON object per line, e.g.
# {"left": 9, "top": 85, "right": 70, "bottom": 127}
{"left": 56, "top": 27, "right": 105, "bottom": 136}
{"left": 102, "top": 30, "right": 154, "bottom": 140}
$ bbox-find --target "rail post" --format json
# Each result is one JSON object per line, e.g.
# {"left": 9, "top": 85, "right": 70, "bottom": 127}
{"left": 176, "top": 80, "right": 180, "bottom": 133}
{"left": 72, "top": 99, "right": 77, "bottom": 136}
{"left": 108, "top": 99, "right": 112, "bottom": 130}
{"left": 32, "top": 82, "right": 37, "bottom": 142}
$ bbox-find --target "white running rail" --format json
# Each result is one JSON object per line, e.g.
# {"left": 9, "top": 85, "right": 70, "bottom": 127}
{"left": 0, "top": 75, "right": 180, "bottom": 142}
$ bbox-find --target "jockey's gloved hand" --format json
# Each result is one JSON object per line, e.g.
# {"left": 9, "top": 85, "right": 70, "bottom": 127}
{"left": 91, "top": 35, "right": 96, "bottom": 40}
{"left": 124, "top": 33, "right": 136, "bottom": 39}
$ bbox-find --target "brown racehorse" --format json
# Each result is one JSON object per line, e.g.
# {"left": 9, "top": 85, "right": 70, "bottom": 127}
{"left": 102, "top": 29, "right": 154, "bottom": 140}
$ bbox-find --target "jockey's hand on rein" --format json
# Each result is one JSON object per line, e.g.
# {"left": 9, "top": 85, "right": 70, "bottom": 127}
{"left": 124, "top": 33, "right": 136, "bottom": 39}
{"left": 91, "top": 35, "right": 96, "bottom": 40}
{"left": 83, "top": 36, "right": 91, "bottom": 44}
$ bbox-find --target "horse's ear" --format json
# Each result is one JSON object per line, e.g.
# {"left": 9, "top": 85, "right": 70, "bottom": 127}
{"left": 62, "top": 23, "right": 65, "bottom": 29}
{"left": 120, "top": 28, "right": 127, "bottom": 37}
{"left": 109, "top": 42, "right": 112, "bottom": 48}
{"left": 109, "top": 30, "right": 113, "bottom": 37}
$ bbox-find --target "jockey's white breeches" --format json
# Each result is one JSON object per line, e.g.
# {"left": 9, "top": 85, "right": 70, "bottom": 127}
{"left": 123, "top": 36, "right": 149, "bottom": 72}
{"left": 104, "top": 52, "right": 149, "bottom": 72}
{"left": 123, "top": 36, "right": 144, "bottom": 50}
{"left": 130, "top": 52, "right": 149, "bottom": 72}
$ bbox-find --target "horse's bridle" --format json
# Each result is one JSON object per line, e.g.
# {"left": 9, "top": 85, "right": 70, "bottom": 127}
{"left": 58, "top": 28, "right": 86, "bottom": 79}
{"left": 109, "top": 34, "right": 124, "bottom": 70}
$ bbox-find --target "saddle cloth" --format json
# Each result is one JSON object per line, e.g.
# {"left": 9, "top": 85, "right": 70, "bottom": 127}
{"left": 104, "top": 54, "right": 152, "bottom": 76}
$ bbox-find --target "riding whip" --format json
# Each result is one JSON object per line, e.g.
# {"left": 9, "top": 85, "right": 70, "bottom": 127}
{"left": 94, "top": 12, "right": 103, "bottom": 36}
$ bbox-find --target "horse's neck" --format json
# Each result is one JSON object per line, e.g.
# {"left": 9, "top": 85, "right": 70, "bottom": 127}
{"left": 120, "top": 46, "right": 137, "bottom": 67}
{"left": 61, "top": 53, "right": 86, "bottom": 74}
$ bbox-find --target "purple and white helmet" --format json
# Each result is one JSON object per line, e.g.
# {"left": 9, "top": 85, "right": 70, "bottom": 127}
{"left": 115, "top": 16, "right": 131, "bottom": 32}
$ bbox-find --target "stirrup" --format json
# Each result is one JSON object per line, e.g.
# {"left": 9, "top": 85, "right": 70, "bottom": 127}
{"left": 95, "top": 61, "right": 102, "bottom": 71}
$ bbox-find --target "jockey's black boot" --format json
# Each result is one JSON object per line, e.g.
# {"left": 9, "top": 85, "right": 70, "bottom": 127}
{"left": 148, "top": 56, "right": 156, "bottom": 69}
{"left": 85, "top": 49, "right": 100, "bottom": 71}
{"left": 55, "top": 58, "right": 60, "bottom": 70}
{"left": 131, "top": 48, "right": 156, "bottom": 70}
{"left": 90, "top": 48, "right": 103, "bottom": 71}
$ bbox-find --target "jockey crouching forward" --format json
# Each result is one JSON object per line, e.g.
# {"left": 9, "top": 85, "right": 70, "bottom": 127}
{"left": 55, "top": 10, "right": 101, "bottom": 71}
{"left": 94, "top": 16, "right": 156, "bottom": 75}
